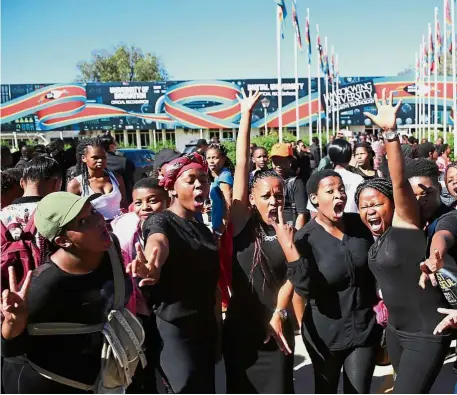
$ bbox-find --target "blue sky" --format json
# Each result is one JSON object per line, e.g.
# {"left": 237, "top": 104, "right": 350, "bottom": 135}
{"left": 1, "top": 0, "right": 442, "bottom": 83}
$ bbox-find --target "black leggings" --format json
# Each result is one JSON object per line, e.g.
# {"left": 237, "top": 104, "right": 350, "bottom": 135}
{"left": 386, "top": 327, "right": 450, "bottom": 393}
{"left": 304, "top": 339, "right": 376, "bottom": 394}
{"left": 150, "top": 315, "right": 216, "bottom": 394}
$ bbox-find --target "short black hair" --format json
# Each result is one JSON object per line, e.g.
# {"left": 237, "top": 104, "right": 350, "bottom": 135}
{"left": 196, "top": 139, "right": 208, "bottom": 148}
{"left": 34, "top": 144, "right": 47, "bottom": 155}
{"left": 99, "top": 132, "right": 117, "bottom": 152}
{"left": 355, "top": 178, "right": 394, "bottom": 207}
{"left": 438, "top": 144, "right": 449, "bottom": 156}
{"left": 297, "top": 140, "right": 304, "bottom": 145}
{"left": 405, "top": 157, "right": 440, "bottom": 181}
{"left": 1, "top": 170, "right": 21, "bottom": 195}
{"left": 417, "top": 142, "right": 436, "bottom": 158}
{"left": 133, "top": 177, "right": 166, "bottom": 193}
{"left": 252, "top": 146, "right": 267, "bottom": 156}
{"left": 408, "top": 136, "right": 416, "bottom": 145}
{"left": 328, "top": 139, "right": 352, "bottom": 165}
{"left": 22, "top": 156, "right": 61, "bottom": 183}
{"left": 3, "top": 168, "right": 22, "bottom": 182}
{"left": 306, "top": 169, "right": 342, "bottom": 196}
{"left": 312, "top": 137, "right": 319, "bottom": 144}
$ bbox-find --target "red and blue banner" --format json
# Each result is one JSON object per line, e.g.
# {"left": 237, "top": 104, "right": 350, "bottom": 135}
{"left": 1, "top": 77, "right": 455, "bottom": 131}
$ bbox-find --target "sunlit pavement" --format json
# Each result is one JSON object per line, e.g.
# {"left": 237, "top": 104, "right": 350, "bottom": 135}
{"left": 215, "top": 336, "right": 457, "bottom": 394}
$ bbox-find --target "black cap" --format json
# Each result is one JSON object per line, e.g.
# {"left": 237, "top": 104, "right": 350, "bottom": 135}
{"left": 154, "top": 148, "right": 182, "bottom": 170}
{"left": 196, "top": 139, "right": 208, "bottom": 147}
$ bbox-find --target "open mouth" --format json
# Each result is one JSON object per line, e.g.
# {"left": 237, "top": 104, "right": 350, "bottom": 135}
{"left": 194, "top": 195, "right": 205, "bottom": 207}
{"left": 367, "top": 217, "right": 382, "bottom": 233}
{"left": 333, "top": 202, "right": 344, "bottom": 219}
{"left": 268, "top": 209, "right": 278, "bottom": 222}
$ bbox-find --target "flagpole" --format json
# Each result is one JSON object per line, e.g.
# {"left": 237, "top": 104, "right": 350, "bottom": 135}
{"left": 317, "top": 24, "right": 322, "bottom": 157}
{"left": 415, "top": 51, "right": 419, "bottom": 140}
{"left": 294, "top": 17, "right": 300, "bottom": 141}
{"left": 331, "top": 46, "right": 335, "bottom": 135}
{"left": 307, "top": 8, "right": 312, "bottom": 145}
{"left": 336, "top": 54, "right": 340, "bottom": 132}
{"left": 420, "top": 40, "right": 425, "bottom": 142}
{"left": 276, "top": 7, "right": 283, "bottom": 143}
{"left": 325, "top": 36, "right": 330, "bottom": 144}
{"left": 434, "top": 8, "right": 439, "bottom": 141}
{"left": 452, "top": 0, "right": 457, "bottom": 158}
{"left": 443, "top": 0, "right": 448, "bottom": 143}
{"left": 427, "top": 26, "right": 432, "bottom": 142}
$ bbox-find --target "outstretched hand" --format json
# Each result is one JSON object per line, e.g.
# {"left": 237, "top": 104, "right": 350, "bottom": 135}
{"left": 419, "top": 249, "right": 443, "bottom": 289}
{"left": 363, "top": 88, "right": 403, "bottom": 130}
{"left": 1, "top": 267, "right": 33, "bottom": 340}
{"left": 433, "top": 308, "right": 457, "bottom": 335}
{"left": 126, "top": 242, "right": 161, "bottom": 287}
{"left": 237, "top": 88, "right": 262, "bottom": 114}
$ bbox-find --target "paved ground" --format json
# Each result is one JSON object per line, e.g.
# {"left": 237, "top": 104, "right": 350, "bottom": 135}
{"left": 215, "top": 336, "right": 457, "bottom": 393}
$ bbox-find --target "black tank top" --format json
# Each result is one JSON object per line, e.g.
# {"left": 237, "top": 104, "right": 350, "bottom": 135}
{"left": 368, "top": 226, "right": 449, "bottom": 338}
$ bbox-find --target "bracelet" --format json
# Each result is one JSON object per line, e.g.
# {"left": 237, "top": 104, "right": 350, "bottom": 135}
{"left": 273, "top": 308, "right": 288, "bottom": 321}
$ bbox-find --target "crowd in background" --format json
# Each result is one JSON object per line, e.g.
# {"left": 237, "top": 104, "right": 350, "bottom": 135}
{"left": 2, "top": 89, "right": 457, "bottom": 394}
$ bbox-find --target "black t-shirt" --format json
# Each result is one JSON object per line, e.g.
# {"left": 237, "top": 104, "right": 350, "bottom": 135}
{"left": 289, "top": 214, "right": 378, "bottom": 351}
{"left": 429, "top": 208, "right": 457, "bottom": 308}
{"left": 283, "top": 175, "right": 307, "bottom": 226}
{"left": 369, "top": 226, "right": 449, "bottom": 339}
{"left": 142, "top": 210, "right": 219, "bottom": 330}
{"left": 1, "top": 249, "right": 132, "bottom": 387}
{"left": 226, "top": 217, "right": 289, "bottom": 341}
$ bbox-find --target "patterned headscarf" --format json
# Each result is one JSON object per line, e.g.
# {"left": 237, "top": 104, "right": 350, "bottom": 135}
{"left": 159, "top": 152, "right": 208, "bottom": 190}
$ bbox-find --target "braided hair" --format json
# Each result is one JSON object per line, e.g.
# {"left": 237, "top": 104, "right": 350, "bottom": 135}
{"left": 249, "top": 170, "right": 285, "bottom": 292}
{"left": 76, "top": 137, "right": 105, "bottom": 195}
{"left": 355, "top": 178, "right": 394, "bottom": 207}
{"left": 207, "top": 143, "right": 235, "bottom": 181}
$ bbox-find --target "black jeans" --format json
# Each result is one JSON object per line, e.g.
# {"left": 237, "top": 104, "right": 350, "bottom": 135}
{"left": 386, "top": 327, "right": 450, "bottom": 393}
{"left": 304, "top": 339, "right": 377, "bottom": 394}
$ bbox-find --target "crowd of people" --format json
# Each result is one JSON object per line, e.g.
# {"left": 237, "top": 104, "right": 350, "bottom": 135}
{"left": 1, "top": 89, "right": 457, "bottom": 394}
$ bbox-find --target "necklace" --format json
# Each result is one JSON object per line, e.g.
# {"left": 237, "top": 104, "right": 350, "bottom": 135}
{"left": 259, "top": 225, "right": 278, "bottom": 242}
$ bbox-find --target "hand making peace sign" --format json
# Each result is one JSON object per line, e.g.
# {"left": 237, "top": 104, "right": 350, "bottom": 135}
{"left": 126, "top": 242, "right": 161, "bottom": 287}
{"left": 1, "top": 267, "right": 33, "bottom": 340}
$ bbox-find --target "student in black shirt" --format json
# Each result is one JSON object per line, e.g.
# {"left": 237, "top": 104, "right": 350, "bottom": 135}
{"left": 270, "top": 143, "right": 307, "bottom": 230}
{"left": 223, "top": 89, "right": 295, "bottom": 394}
{"left": 288, "top": 169, "right": 378, "bottom": 394}
{"left": 1, "top": 192, "right": 130, "bottom": 393}
{"left": 130, "top": 152, "right": 219, "bottom": 394}
{"left": 357, "top": 90, "right": 451, "bottom": 393}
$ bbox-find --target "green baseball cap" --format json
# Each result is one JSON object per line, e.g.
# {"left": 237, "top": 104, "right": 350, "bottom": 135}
{"left": 35, "top": 192, "right": 101, "bottom": 241}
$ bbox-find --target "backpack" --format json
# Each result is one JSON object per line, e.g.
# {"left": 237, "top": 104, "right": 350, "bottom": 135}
{"left": 0, "top": 214, "right": 41, "bottom": 292}
{"left": 15, "top": 239, "right": 147, "bottom": 393}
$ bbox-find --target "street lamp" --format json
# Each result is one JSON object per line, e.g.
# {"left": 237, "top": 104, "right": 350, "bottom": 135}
{"left": 261, "top": 97, "right": 270, "bottom": 135}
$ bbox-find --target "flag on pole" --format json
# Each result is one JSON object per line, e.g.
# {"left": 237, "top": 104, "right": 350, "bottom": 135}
{"left": 317, "top": 32, "right": 325, "bottom": 72}
{"left": 424, "top": 43, "right": 429, "bottom": 72}
{"left": 437, "top": 21, "right": 443, "bottom": 53}
{"left": 291, "top": 0, "right": 303, "bottom": 50}
{"left": 331, "top": 50, "right": 335, "bottom": 79}
{"left": 305, "top": 12, "right": 312, "bottom": 64}
{"left": 446, "top": 0, "right": 453, "bottom": 53}
{"left": 430, "top": 27, "right": 436, "bottom": 72}
{"left": 275, "top": 0, "right": 287, "bottom": 38}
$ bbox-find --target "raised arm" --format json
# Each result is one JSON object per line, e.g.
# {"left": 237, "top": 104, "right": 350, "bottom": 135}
{"left": 231, "top": 89, "right": 261, "bottom": 236}
{"left": 364, "top": 89, "right": 420, "bottom": 228}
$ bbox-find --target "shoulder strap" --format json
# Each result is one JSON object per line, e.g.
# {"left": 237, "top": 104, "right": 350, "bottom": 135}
{"left": 106, "top": 170, "right": 120, "bottom": 189}
{"left": 107, "top": 237, "right": 125, "bottom": 310}
{"left": 27, "top": 322, "right": 104, "bottom": 336}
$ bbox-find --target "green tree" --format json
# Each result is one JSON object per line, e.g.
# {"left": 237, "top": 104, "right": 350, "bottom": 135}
{"left": 76, "top": 45, "right": 169, "bottom": 82}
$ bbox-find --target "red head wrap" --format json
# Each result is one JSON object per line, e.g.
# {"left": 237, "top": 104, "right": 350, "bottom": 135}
{"left": 159, "top": 152, "right": 208, "bottom": 190}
